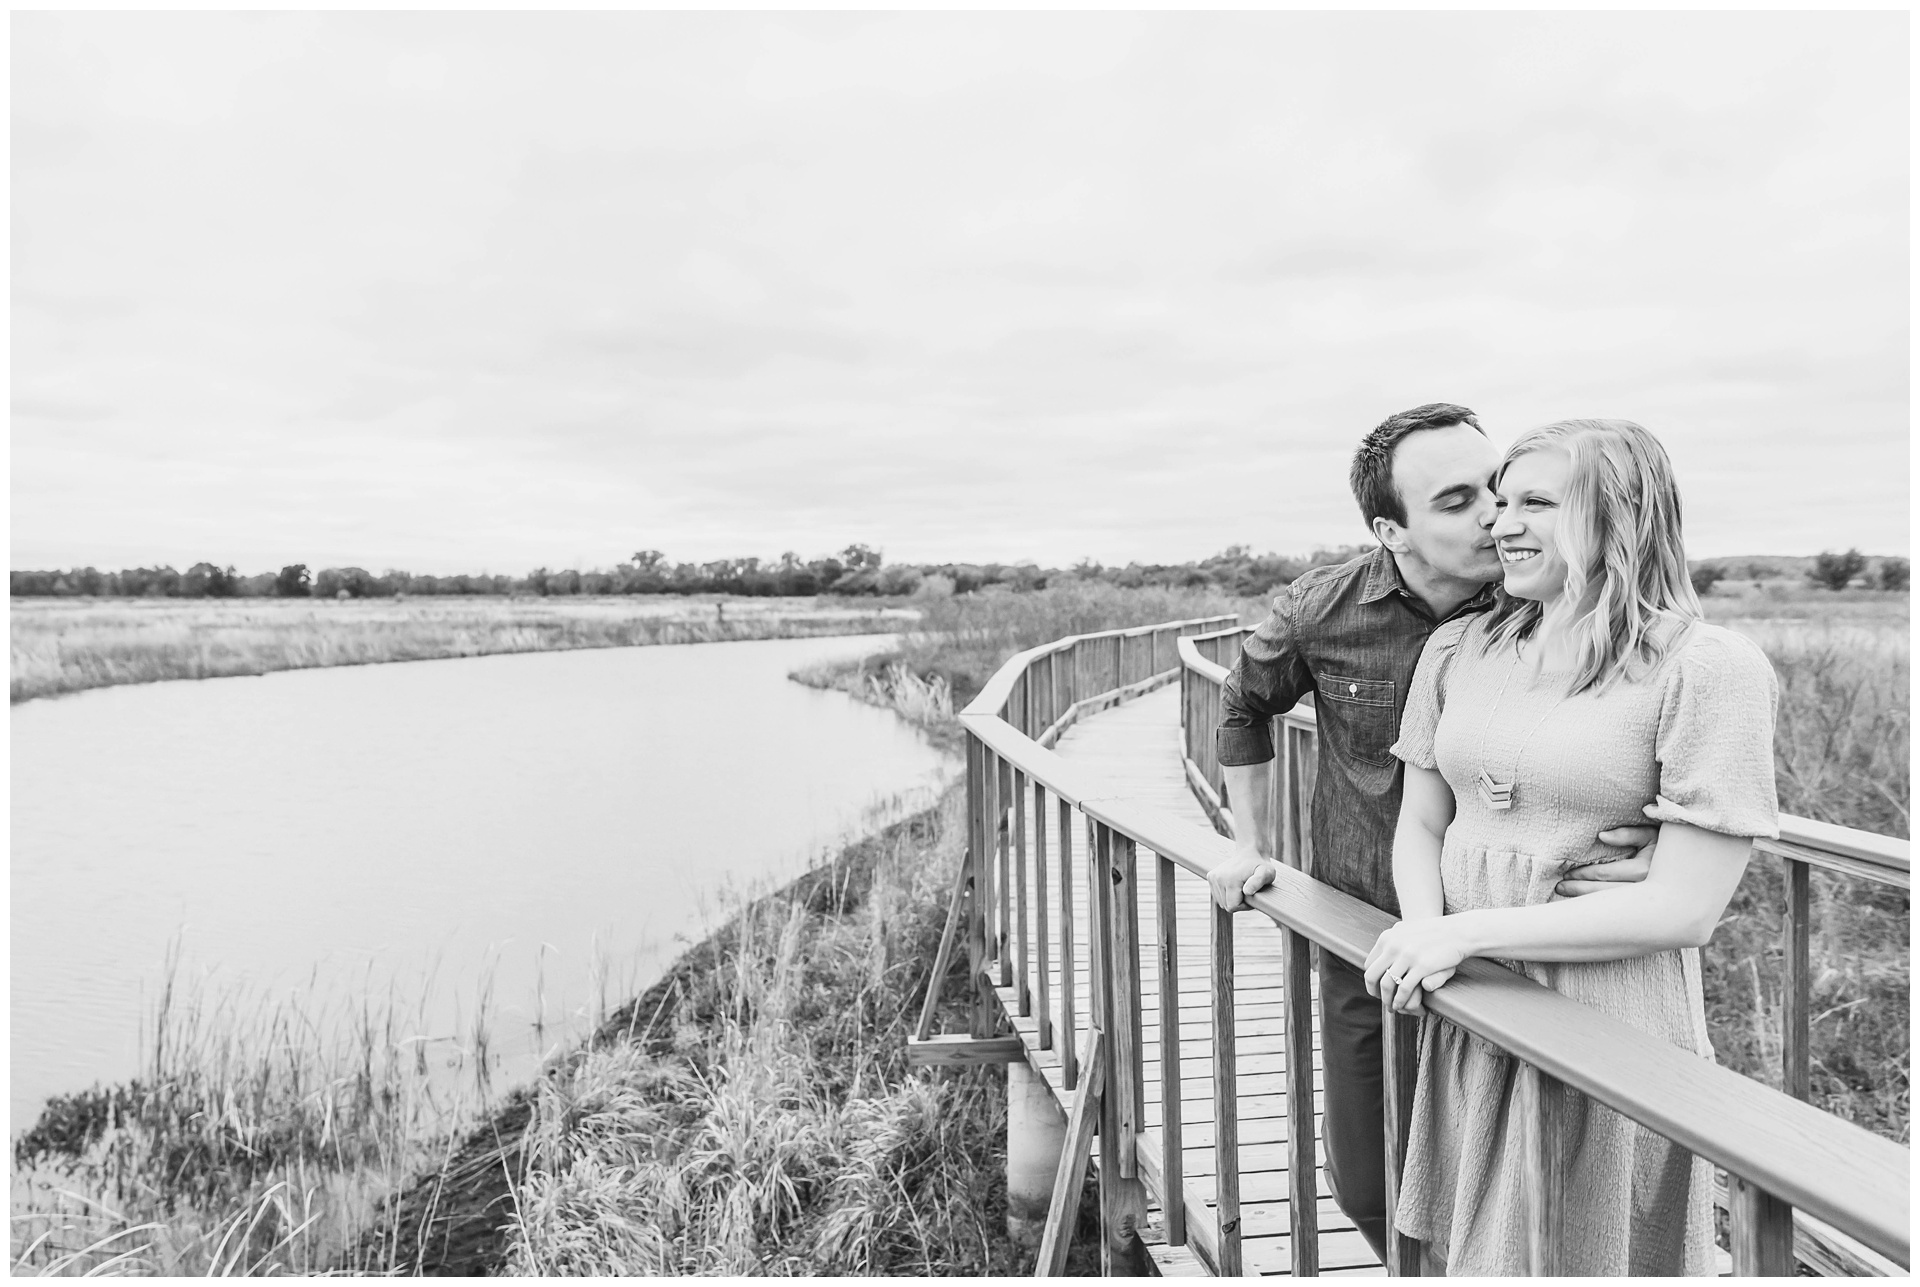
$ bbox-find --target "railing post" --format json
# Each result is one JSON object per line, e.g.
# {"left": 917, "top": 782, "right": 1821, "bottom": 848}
{"left": 1035, "top": 784, "right": 1053, "bottom": 1051}
{"left": 1059, "top": 797, "right": 1079, "bottom": 1090}
{"left": 1095, "top": 821, "right": 1149, "bottom": 1275}
{"left": 1522, "top": 1066, "right": 1567, "bottom": 1276}
{"left": 1729, "top": 1176, "right": 1796, "bottom": 1276}
{"left": 966, "top": 734, "right": 991, "bottom": 1038}
{"left": 1283, "top": 925, "right": 1319, "bottom": 1277}
{"left": 997, "top": 756, "right": 1013, "bottom": 989}
{"left": 1783, "top": 857, "right": 1811, "bottom": 1100}
{"left": 1015, "top": 769, "right": 1031, "bottom": 1017}
{"left": 1211, "top": 902, "right": 1243, "bottom": 1277}
{"left": 1156, "top": 852, "right": 1185, "bottom": 1247}
{"left": 1380, "top": 1007, "right": 1421, "bottom": 1276}
{"left": 1108, "top": 829, "right": 1143, "bottom": 1178}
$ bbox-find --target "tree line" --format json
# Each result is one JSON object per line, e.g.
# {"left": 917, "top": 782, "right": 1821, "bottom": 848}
{"left": 14, "top": 544, "right": 1904, "bottom": 601}
{"left": 9, "top": 543, "right": 1375, "bottom": 601}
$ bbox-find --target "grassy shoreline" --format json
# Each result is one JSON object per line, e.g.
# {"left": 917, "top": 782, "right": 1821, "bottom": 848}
{"left": 9, "top": 595, "right": 918, "bottom": 704}
{"left": 11, "top": 582, "right": 1904, "bottom": 1275}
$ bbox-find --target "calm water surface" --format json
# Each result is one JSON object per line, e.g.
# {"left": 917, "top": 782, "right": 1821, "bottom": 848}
{"left": 10, "top": 635, "right": 950, "bottom": 1132}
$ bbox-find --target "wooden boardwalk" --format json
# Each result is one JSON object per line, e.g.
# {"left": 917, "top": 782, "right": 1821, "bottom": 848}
{"left": 992, "top": 684, "right": 1384, "bottom": 1277}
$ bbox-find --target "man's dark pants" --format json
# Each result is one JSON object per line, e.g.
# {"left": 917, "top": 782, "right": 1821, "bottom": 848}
{"left": 1318, "top": 951, "right": 1389, "bottom": 1262}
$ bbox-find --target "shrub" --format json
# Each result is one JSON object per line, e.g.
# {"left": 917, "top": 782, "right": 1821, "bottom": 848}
{"left": 1808, "top": 549, "right": 1868, "bottom": 591}
{"left": 1878, "top": 557, "right": 1910, "bottom": 592}
{"left": 1689, "top": 563, "right": 1724, "bottom": 595}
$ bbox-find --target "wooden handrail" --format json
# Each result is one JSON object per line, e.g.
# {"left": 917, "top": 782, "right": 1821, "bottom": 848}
{"left": 1169, "top": 622, "right": 1911, "bottom": 1272}
{"left": 940, "top": 615, "right": 1909, "bottom": 1277}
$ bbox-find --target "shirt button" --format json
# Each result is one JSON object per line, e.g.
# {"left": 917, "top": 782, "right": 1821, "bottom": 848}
{"left": 1349, "top": 683, "right": 1358, "bottom": 695}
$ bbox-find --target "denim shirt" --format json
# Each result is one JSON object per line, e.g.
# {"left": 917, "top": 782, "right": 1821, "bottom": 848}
{"left": 1216, "top": 545, "right": 1495, "bottom": 916}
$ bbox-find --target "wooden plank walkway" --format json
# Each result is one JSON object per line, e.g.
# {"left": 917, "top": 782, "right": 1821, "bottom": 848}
{"left": 993, "top": 683, "right": 1384, "bottom": 1277}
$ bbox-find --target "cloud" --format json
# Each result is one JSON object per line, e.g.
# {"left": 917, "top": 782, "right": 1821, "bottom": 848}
{"left": 10, "top": 11, "right": 1908, "bottom": 573}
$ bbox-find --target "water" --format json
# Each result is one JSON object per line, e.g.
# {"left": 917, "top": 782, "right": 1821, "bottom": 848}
{"left": 9, "top": 634, "right": 951, "bottom": 1133}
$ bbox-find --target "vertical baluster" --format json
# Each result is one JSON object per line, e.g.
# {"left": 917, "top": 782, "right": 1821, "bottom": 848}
{"left": 997, "top": 756, "right": 1013, "bottom": 989}
{"left": 1035, "top": 784, "right": 1052, "bottom": 1051}
{"left": 1284, "top": 925, "right": 1319, "bottom": 1276}
{"left": 1108, "top": 829, "right": 1143, "bottom": 1179}
{"left": 966, "top": 735, "right": 990, "bottom": 1038}
{"left": 1729, "top": 1176, "right": 1795, "bottom": 1276}
{"left": 1094, "top": 820, "right": 1148, "bottom": 1275}
{"left": 1157, "top": 853, "right": 1186, "bottom": 1246}
{"left": 1521, "top": 1066, "right": 1567, "bottom": 1276}
{"left": 1059, "top": 797, "right": 1079, "bottom": 1089}
{"left": 981, "top": 748, "right": 1000, "bottom": 994}
{"left": 1211, "top": 903, "right": 1242, "bottom": 1276}
{"left": 1783, "top": 857, "right": 1811, "bottom": 1100}
{"left": 1014, "top": 769, "right": 1031, "bottom": 1017}
{"left": 1380, "top": 1007, "right": 1420, "bottom": 1275}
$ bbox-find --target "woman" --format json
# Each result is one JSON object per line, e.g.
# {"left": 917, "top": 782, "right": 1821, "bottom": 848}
{"left": 1362, "top": 419, "right": 1778, "bottom": 1275}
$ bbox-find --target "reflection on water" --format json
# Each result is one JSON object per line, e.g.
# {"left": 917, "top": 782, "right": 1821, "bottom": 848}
{"left": 10, "top": 634, "right": 951, "bottom": 1133}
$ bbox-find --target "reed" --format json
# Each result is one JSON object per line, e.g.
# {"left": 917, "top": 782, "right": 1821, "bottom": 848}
{"left": 9, "top": 596, "right": 914, "bottom": 704}
{"left": 498, "top": 790, "right": 1072, "bottom": 1275}
{"left": 10, "top": 955, "right": 503, "bottom": 1276}
{"left": 1701, "top": 612, "right": 1910, "bottom": 1141}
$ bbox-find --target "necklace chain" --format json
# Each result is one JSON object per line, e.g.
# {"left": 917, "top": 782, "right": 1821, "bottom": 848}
{"left": 1474, "top": 641, "right": 1570, "bottom": 811}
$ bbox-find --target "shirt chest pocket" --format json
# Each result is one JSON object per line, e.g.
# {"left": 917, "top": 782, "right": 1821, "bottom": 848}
{"left": 1316, "top": 673, "right": 1398, "bottom": 767}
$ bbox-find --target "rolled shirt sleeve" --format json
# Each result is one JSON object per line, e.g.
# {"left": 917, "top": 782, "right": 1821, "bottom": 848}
{"left": 1217, "top": 589, "right": 1313, "bottom": 766}
{"left": 1642, "top": 627, "right": 1782, "bottom": 840}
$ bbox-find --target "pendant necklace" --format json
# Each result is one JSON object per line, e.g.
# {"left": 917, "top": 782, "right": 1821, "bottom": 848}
{"left": 1475, "top": 641, "right": 1570, "bottom": 812}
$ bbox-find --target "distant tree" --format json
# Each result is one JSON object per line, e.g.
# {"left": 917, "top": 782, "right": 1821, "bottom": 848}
{"left": 1688, "top": 563, "right": 1724, "bottom": 596}
{"left": 1808, "top": 549, "right": 1868, "bottom": 591}
{"left": 182, "top": 563, "right": 239, "bottom": 598}
{"left": 272, "top": 564, "right": 311, "bottom": 597}
{"left": 1877, "top": 557, "right": 1910, "bottom": 592}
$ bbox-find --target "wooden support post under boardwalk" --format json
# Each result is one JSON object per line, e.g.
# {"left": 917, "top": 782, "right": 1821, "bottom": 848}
{"left": 1783, "top": 858, "right": 1811, "bottom": 1100}
{"left": 1729, "top": 1176, "right": 1795, "bottom": 1276}
{"left": 1156, "top": 853, "right": 1185, "bottom": 1247}
{"left": 1211, "top": 902, "right": 1243, "bottom": 1277}
{"left": 1035, "top": 1030, "right": 1105, "bottom": 1278}
{"left": 1522, "top": 1065, "right": 1567, "bottom": 1276}
{"left": 1380, "top": 1005, "right": 1420, "bottom": 1276}
{"left": 914, "top": 852, "right": 973, "bottom": 1041}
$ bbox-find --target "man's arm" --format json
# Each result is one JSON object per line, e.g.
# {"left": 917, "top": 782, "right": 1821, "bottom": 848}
{"left": 1207, "top": 760, "right": 1277, "bottom": 911}
{"left": 1206, "top": 589, "right": 1310, "bottom": 911}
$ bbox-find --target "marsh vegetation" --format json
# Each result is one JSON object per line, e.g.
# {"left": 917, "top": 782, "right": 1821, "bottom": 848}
{"left": 9, "top": 579, "right": 1905, "bottom": 1275}
{"left": 9, "top": 595, "right": 913, "bottom": 703}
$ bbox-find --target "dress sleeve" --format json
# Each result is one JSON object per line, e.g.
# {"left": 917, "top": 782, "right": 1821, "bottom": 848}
{"left": 1391, "top": 616, "right": 1475, "bottom": 771}
{"left": 1641, "top": 628, "right": 1781, "bottom": 839}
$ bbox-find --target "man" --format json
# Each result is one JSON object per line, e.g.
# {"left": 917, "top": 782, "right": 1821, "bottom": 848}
{"left": 1206, "top": 402, "right": 1653, "bottom": 1261}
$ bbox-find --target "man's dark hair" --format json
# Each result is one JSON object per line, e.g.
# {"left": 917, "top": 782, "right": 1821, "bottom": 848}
{"left": 1349, "top": 402, "right": 1483, "bottom": 528}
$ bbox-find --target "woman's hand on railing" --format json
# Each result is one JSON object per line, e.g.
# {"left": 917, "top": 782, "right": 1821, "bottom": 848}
{"left": 1207, "top": 852, "right": 1277, "bottom": 911}
{"left": 1364, "top": 917, "right": 1467, "bottom": 1014}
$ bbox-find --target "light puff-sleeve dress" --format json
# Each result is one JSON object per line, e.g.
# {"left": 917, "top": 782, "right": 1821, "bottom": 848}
{"left": 1388, "top": 614, "right": 1779, "bottom": 1277}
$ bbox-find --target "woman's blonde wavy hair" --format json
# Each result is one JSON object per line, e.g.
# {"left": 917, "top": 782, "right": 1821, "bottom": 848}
{"left": 1481, "top": 418, "right": 1702, "bottom": 695}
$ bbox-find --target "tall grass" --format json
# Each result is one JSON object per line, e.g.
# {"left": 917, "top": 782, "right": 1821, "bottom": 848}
{"left": 795, "top": 581, "right": 1257, "bottom": 712}
{"left": 1700, "top": 611, "right": 1910, "bottom": 1141}
{"left": 494, "top": 793, "right": 1076, "bottom": 1275}
{"left": 10, "top": 596, "right": 914, "bottom": 704}
{"left": 11, "top": 955, "right": 504, "bottom": 1275}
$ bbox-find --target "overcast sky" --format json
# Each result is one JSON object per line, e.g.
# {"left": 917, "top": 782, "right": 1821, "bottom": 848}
{"left": 12, "top": 12, "right": 1909, "bottom": 575}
